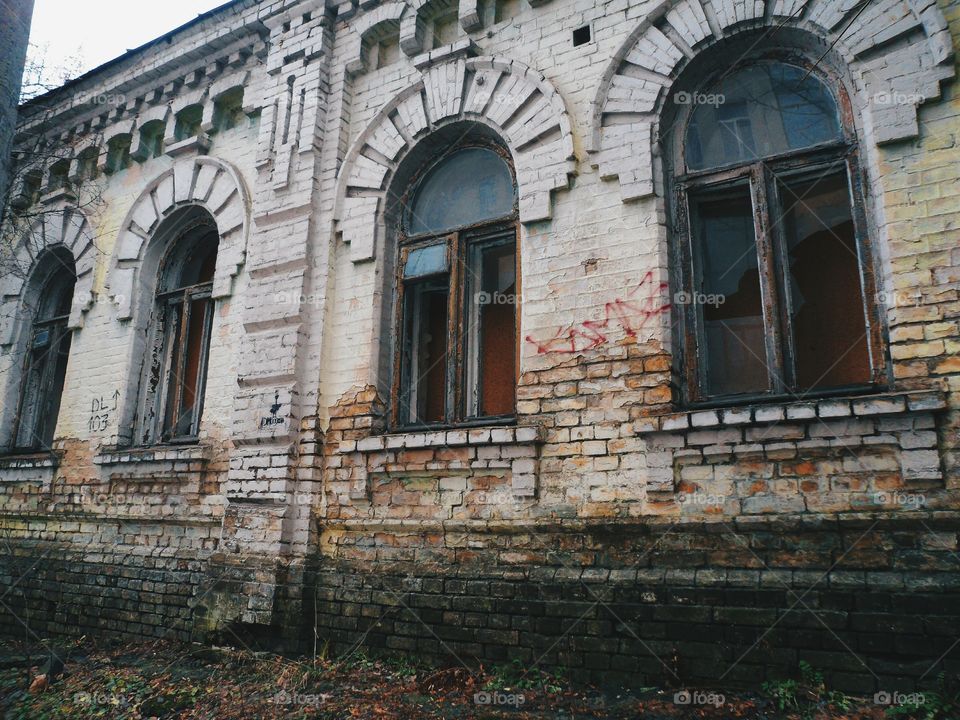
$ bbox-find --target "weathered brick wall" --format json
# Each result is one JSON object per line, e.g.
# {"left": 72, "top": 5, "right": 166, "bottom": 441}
{"left": 311, "top": 516, "right": 960, "bottom": 693}
{"left": 0, "top": 0, "right": 958, "bottom": 691}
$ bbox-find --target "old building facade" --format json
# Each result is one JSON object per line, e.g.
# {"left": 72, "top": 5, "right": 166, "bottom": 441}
{"left": 1, "top": 0, "right": 959, "bottom": 692}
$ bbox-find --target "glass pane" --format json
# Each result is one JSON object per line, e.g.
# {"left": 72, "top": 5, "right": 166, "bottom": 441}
{"left": 691, "top": 186, "right": 769, "bottom": 396}
{"left": 38, "top": 329, "right": 71, "bottom": 447}
{"left": 779, "top": 171, "right": 870, "bottom": 389}
{"left": 400, "top": 279, "right": 449, "bottom": 424}
{"left": 37, "top": 265, "right": 76, "bottom": 321}
{"left": 15, "top": 349, "right": 46, "bottom": 449}
{"left": 407, "top": 147, "right": 514, "bottom": 235}
{"left": 403, "top": 243, "right": 448, "bottom": 279}
{"left": 465, "top": 239, "right": 517, "bottom": 418}
{"left": 16, "top": 325, "right": 70, "bottom": 449}
{"left": 686, "top": 62, "right": 841, "bottom": 171}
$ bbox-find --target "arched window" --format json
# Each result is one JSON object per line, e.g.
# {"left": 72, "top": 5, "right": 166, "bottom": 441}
{"left": 395, "top": 143, "right": 519, "bottom": 427}
{"left": 138, "top": 214, "right": 219, "bottom": 444}
{"left": 12, "top": 252, "right": 76, "bottom": 451}
{"left": 670, "top": 57, "right": 882, "bottom": 403}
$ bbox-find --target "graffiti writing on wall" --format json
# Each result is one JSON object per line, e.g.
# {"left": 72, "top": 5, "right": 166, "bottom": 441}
{"left": 88, "top": 390, "right": 120, "bottom": 432}
{"left": 260, "top": 392, "right": 286, "bottom": 429}
{"left": 525, "top": 272, "right": 670, "bottom": 354}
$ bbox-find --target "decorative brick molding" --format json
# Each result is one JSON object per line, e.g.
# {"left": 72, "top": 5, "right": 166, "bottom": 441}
{"left": 109, "top": 156, "right": 251, "bottom": 318}
{"left": 333, "top": 55, "right": 576, "bottom": 262}
{"left": 0, "top": 206, "right": 96, "bottom": 345}
{"left": 588, "top": 0, "right": 957, "bottom": 200}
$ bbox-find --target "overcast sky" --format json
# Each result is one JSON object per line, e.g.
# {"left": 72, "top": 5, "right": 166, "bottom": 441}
{"left": 27, "top": 0, "right": 227, "bottom": 89}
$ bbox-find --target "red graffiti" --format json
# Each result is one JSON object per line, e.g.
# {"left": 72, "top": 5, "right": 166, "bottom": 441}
{"left": 525, "top": 272, "right": 670, "bottom": 354}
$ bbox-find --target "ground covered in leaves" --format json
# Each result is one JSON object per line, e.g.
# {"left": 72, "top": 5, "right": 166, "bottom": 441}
{"left": 0, "top": 639, "right": 952, "bottom": 719}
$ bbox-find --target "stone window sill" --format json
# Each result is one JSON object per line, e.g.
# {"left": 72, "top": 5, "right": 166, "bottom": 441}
{"left": 94, "top": 444, "right": 210, "bottom": 466}
{"left": 634, "top": 389, "right": 946, "bottom": 434}
{"left": 0, "top": 452, "right": 60, "bottom": 472}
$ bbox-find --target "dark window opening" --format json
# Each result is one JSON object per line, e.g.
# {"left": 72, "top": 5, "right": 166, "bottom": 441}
{"left": 673, "top": 58, "right": 880, "bottom": 404}
{"left": 395, "top": 143, "right": 519, "bottom": 428}
{"left": 140, "top": 221, "right": 219, "bottom": 444}
{"left": 573, "top": 25, "right": 591, "bottom": 46}
{"left": 12, "top": 257, "right": 76, "bottom": 451}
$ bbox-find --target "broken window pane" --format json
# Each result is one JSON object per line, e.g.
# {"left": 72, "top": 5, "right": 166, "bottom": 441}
{"left": 403, "top": 243, "right": 448, "bottom": 279}
{"left": 143, "top": 219, "right": 219, "bottom": 444}
{"left": 779, "top": 171, "right": 870, "bottom": 389}
{"left": 465, "top": 237, "right": 517, "bottom": 418}
{"left": 691, "top": 186, "right": 769, "bottom": 397}
{"left": 407, "top": 147, "right": 514, "bottom": 236}
{"left": 686, "top": 62, "right": 841, "bottom": 171}
{"left": 400, "top": 278, "right": 450, "bottom": 424}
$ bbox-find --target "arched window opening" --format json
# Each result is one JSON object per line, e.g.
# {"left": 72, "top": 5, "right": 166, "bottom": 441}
{"left": 139, "top": 214, "right": 219, "bottom": 444}
{"left": 12, "top": 252, "right": 76, "bottom": 451}
{"left": 395, "top": 142, "right": 519, "bottom": 427}
{"left": 670, "top": 56, "right": 881, "bottom": 404}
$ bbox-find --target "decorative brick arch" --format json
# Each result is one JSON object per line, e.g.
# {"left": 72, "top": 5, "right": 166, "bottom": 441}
{"left": 345, "top": 1, "right": 409, "bottom": 76}
{"left": 334, "top": 55, "right": 576, "bottom": 262}
{"left": 109, "top": 156, "right": 251, "bottom": 318}
{"left": 0, "top": 206, "right": 96, "bottom": 346}
{"left": 589, "top": 0, "right": 956, "bottom": 200}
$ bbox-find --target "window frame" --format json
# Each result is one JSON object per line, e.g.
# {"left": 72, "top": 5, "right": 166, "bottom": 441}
{"left": 668, "top": 52, "right": 887, "bottom": 407}
{"left": 136, "top": 223, "right": 219, "bottom": 446}
{"left": 391, "top": 141, "right": 521, "bottom": 430}
{"left": 10, "top": 261, "right": 76, "bottom": 453}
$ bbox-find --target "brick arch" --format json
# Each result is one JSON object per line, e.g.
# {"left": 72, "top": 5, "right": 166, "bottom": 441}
{"left": 0, "top": 206, "right": 97, "bottom": 346}
{"left": 108, "top": 156, "right": 251, "bottom": 318}
{"left": 333, "top": 55, "right": 576, "bottom": 262}
{"left": 345, "top": 1, "right": 409, "bottom": 76}
{"left": 588, "top": 0, "right": 956, "bottom": 200}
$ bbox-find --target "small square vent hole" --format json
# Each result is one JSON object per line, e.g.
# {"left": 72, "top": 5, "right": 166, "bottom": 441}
{"left": 573, "top": 25, "right": 591, "bottom": 46}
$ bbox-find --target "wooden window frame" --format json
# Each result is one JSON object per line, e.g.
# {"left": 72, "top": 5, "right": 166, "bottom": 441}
{"left": 393, "top": 219, "right": 521, "bottom": 430}
{"left": 669, "top": 54, "right": 887, "bottom": 407}
{"left": 11, "top": 262, "right": 76, "bottom": 452}
{"left": 137, "top": 227, "right": 218, "bottom": 446}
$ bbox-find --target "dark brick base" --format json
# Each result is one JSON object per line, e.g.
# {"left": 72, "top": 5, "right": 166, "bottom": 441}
{"left": 309, "top": 516, "right": 960, "bottom": 694}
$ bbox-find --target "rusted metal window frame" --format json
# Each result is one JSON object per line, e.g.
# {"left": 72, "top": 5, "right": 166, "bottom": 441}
{"left": 670, "top": 53, "right": 886, "bottom": 407}
{"left": 392, "top": 141, "right": 521, "bottom": 430}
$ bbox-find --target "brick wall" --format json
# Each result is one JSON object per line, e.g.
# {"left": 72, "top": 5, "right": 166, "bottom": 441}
{"left": 0, "top": 0, "right": 958, "bottom": 691}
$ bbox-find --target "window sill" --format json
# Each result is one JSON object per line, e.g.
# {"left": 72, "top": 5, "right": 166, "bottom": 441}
{"left": 343, "top": 424, "right": 543, "bottom": 454}
{"left": 93, "top": 443, "right": 211, "bottom": 466}
{"left": 634, "top": 389, "right": 946, "bottom": 434}
{"left": 0, "top": 452, "right": 60, "bottom": 472}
